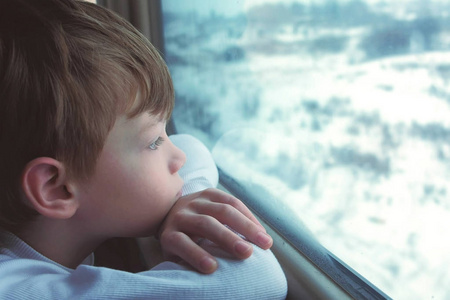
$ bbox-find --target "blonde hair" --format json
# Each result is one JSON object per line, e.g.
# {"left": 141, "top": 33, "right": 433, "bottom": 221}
{"left": 0, "top": 0, "right": 174, "bottom": 230}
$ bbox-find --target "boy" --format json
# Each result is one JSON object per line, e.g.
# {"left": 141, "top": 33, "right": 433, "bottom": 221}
{"left": 0, "top": 0, "right": 287, "bottom": 299}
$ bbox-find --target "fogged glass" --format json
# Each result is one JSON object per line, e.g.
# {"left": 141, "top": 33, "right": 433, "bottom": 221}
{"left": 162, "top": 1, "right": 450, "bottom": 298}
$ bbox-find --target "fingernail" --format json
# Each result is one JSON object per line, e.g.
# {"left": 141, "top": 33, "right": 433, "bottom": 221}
{"left": 257, "top": 232, "right": 273, "bottom": 247}
{"left": 235, "top": 241, "right": 252, "bottom": 255}
{"left": 200, "top": 257, "right": 217, "bottom": 273}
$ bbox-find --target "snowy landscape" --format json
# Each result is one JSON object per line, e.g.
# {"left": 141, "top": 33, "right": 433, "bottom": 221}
{"left": 163, "top": 1, "right": 450, "bottom": 298}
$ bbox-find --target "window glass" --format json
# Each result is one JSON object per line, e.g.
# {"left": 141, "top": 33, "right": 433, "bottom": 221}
{"left": 162, "top": 1, "right": 450, "bottom": 298}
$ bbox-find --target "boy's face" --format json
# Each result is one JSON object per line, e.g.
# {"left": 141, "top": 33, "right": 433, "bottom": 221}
{"left": 74, "top": 113, "right": 186, "bottom": 238}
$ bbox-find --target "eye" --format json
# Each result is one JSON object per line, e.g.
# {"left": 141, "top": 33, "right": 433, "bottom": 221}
{"left": 149, "top": 137, "right": 164, "bottom": 150}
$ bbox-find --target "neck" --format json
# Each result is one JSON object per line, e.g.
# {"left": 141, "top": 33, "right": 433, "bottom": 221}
{"left": 17, "top": 217, "right": 104, "bottom": 269}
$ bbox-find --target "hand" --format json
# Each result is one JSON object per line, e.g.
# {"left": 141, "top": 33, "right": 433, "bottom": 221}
{"left": 157, "top": 188, "right": 273, "bottom": 274}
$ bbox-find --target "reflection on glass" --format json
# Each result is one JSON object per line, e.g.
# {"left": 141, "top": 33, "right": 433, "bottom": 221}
{"left": 162, "top": 1, "right": 450, "bottom": 298}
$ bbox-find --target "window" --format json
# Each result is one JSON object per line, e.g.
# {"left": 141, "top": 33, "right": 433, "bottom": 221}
{"left": 162, "top": 1, "right": 450, "bottom": 299}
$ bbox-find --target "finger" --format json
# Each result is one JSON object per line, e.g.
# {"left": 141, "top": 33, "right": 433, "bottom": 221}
{"left": 179, "top": 212, "right": 258, "bottom": 259}
{"left": 192, "top": 201, "right": 273, "bottom": 250}
{"left": 199, "top": 189, "right": 265, "bottom": 230}
{"left": 159, "top": 231, "right": 218, "bottom": 274}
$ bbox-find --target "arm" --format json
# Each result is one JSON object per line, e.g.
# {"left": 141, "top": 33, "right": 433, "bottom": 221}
{"left": 158, "top": 134, "right": 273, "bottom": 273}
{"left": 170, "top": 134, "right": 219, "bottom": 196}
{"left": 0, "top": 237, "right": 287, "bottom": 299}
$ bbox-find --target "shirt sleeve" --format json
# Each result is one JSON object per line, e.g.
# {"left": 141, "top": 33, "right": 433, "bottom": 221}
{"left": 170, "top": 134, "right": 219, "bottom": 194}
{"left": 0, "top": 243, "right": 287, "bottom": 299}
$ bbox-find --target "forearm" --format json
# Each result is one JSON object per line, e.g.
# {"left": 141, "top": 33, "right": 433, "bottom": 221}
{"left": 0, "top": 246, "right": 287, "bottom": 300}
{"left": 150, "top": 243, "right": 287, "bottom": 299}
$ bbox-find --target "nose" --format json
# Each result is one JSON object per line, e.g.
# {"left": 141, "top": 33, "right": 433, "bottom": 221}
{"left": 169, "top": 142, "right": 186, "bottom": 174}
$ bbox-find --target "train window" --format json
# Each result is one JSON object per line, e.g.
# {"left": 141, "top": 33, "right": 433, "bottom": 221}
{"left": 161, "top": 0, "right": 450, "bottom": 299}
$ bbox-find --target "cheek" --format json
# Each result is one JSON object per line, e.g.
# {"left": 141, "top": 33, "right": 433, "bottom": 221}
{"left": 98, "top": 155, "right": 172, "bottom": 208}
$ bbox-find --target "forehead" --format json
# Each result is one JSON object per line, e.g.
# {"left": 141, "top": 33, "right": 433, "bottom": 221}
{"left": 105, "top": 113, "right": 163, "bottom": 147}
{"left": 122, "top": 84, "right": 173, "bottom": 121}
{"left": 121, "top": 112, "right": 164, "bottom": 133}
{"left": 136, "top": 113, "right": 165, "bottom": 135}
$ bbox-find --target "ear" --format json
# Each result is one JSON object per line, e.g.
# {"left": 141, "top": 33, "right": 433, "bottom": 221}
{"left": 21, "top": 157, "right": 79, "bottom": 219}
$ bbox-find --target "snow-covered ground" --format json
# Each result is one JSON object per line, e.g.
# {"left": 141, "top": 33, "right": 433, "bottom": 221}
{"left": 163, "top": 2, "right": 450, "bottom": 298}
